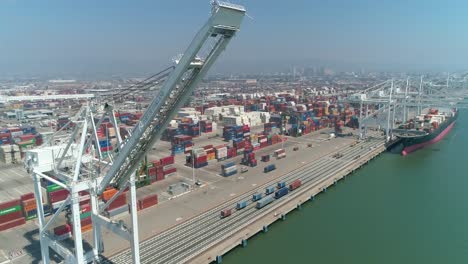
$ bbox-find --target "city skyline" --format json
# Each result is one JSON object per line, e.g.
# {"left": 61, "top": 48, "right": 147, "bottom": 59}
{"left": 1, "top": 0, "right": 467, "bottom": 76}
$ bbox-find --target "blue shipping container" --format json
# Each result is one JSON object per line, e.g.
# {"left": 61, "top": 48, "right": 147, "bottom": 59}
{"left": 252, "top": 193, "right": 263, "bottom": 201}
{"left": 223, "top": 170, "right": 238, "bottom": 177}
{"left": 265, "top": 186, "right": 275, "bottom": 195}
{"left": 277, "top": 181, "right": 286, "bottom": 189}
{"left": 222, "top": 162, "right": 235, "bottom": 170}
{"left": 264, "top": 164, "right": 276, "bottom": 173}
{"left": 236, "top": 200, "right": 247, "bottom": 210}
{"left": 275, "top": 187, "right": 289, "bottom": 199}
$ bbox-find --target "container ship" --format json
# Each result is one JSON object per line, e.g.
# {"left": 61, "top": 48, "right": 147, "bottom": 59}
{"left": 395, "top": 108, "right": 457, "bottom": 155}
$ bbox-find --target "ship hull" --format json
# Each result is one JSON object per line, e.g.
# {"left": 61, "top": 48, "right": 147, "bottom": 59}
{"left": 401, "top": 115, "right": 456, "bottom": 156}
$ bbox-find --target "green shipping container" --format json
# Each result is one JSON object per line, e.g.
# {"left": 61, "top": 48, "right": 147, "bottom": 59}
{"left": 80, "top": 212, "right": 91, "bottom": 219}
{"left": 47, "top": 184, "right": 63, "bottom": 193}
{"left": 26, "top": 215, "right": 38, "bottom": 221}
{"left": 0, "top": 205, "right": 22, "bottom": 216}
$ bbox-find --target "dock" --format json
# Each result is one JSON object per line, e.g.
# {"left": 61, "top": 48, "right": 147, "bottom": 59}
{"left": 107, "top": 134, "right": 389, "bottom": 264}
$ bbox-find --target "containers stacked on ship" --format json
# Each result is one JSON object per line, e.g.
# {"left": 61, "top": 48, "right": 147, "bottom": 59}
{"left": 161, "top": 156, "right": 177, "bottom": 177}
{"left": 137, "top": 194, "right": 158, "bottom": 211}
{"left": 0, "top": 199, "right": 26, "bottom": 231}
{"left": 215, "top": 144, "right": 228, "bottom": 161}
{"left": 275, "top": 187, "right": 289, "bottom": 199}
{"left": 256, "top": 195, "right": 274, "bottom": 209}
{"left": 264, "top": 164, "right": 276, "bottom": 173}
{"left": 221, "top": 161, "right": 237, "bottom": 177}
{"left": 21, "top": 193, "right": 38, "bottom": 220}
{"left": 274, "top": 149, "right": 286, "bottom": 159}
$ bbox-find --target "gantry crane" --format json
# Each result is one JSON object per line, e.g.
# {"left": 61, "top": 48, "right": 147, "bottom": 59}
{"left": 24, "top": 2, "right": 246, "bottom": 263}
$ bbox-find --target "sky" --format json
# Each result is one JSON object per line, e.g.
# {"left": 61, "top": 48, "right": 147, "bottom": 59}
{"left": 0, "top": 0, "right": 467, "bottom": 77}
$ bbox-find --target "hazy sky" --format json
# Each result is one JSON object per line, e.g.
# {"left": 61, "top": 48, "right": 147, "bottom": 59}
{"left": 1, "top": 0, "right": 467, "bottom": 76}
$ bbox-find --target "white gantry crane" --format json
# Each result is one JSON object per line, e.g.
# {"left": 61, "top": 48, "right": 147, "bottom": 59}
{"left": 23, "top": 2, "right": 246, "bottom": 263}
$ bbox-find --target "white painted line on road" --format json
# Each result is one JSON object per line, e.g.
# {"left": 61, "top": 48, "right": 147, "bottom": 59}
{"left": 10, "top": 169, "right": 25, "bottom": 178}
{"left": 229, "top": 193, "right": 236, "bottom": 197}
{"left": 252, "top": 183, "right": 257, "bottom": 187}
{"left": 176, "top": 217, "right": 183, "bottom": 222}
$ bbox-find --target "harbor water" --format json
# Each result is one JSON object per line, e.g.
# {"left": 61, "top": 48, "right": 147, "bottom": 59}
{"left": 224, "top": 109, "right": 468, "bottom": 264}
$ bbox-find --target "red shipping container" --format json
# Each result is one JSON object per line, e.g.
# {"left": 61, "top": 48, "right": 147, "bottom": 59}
{"left": 0, "top": 210, "right": 23, "bottom": 223}
{"left": 148, "top": 167, "right": 157, "bottom": 176}
{"left": 156, "top": 173, "right": 165, "bottom": 181}
{"left": 81, "top": 203, "right": 91, "bottom": 213}
{"left": 21, "top": 193, "right": 35, "bottom": 201}
{"left": 137, "top": 194, "right": 158, "bottom": 210}
{"left": 54, "top": 224, "right": 72, "bottom": 236}
{"left": 203, "top": 145, "right": 213, "bottom": 150}
{"left": 195, "top": 155, "right": 207, "bottom": 164}
{"left": 163, "top": 168, "right": 177, "bottom": 176}
{"left": 289, "top": 179, "right": 302, "bottom": 191}
{"left": 0, "top": 217, "right": 26, "bottom": 232}
{"left": 107, "top": 194, "right": 127, "bottom": 211}
{"left": 160, "top": 156, "right": 175, "bottom": 166}
{"left": 49, "top": 189, "right": 69, "bottom": 203}
{"left": 19, "top": 134, "right": 35, "bottom": 141}
{"left": 152, "top": 160, "right": 161, "bottom": 167}
{"left": 0, "top": 199, "right": 20, "bottom": 211}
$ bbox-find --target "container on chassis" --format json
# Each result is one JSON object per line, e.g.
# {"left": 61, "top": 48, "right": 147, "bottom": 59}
{"left": 252, "top": 193, "right": 263, "bottom": 202}
{"left": 236, "top": 200, "right": 247, "bottom": 210}
{"left": 289, "top": 179, "right": 302, "bottom": 191}
{"left": 275, "top": 187, "right": 289, "bottom": 199}
{"left": 220, "top": 208, "right": 232, "bottom": 218}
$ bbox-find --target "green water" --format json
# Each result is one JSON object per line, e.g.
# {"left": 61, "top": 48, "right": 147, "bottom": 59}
{"left": 224, "top": 110, "right": 468, "bottom": 264}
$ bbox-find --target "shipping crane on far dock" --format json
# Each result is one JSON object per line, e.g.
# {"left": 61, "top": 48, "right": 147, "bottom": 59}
{"left": 23, "top": 1, "right": 246, "bottom": 263}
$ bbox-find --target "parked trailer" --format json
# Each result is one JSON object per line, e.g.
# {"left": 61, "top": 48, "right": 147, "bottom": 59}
{"left": 256, "top": 195, "right": 274, "bottom": 209}
{"left": 252, "top": 193, "right": 263, "bottom": 202}
{"left": 265, "top": 186, "right": 275, "bottom": 195}
{"left": 277, "top": 181, "right": 286, "bottom": 189}
{"left": 236, "top": 200, "right": 247, "bottom": 210}
{"left": 220, "top": 209, "right": 232, "bottom": 218}
{"left": 264, "top": 164, "right": 276, "bottom": 173}
{"left": 275, "top": 187, "right": 289, "bottom": 199}
{"left": 289, "top": 179, "right": 302, "bottom": 191}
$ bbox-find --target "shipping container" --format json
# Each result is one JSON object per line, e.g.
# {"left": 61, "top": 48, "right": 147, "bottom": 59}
{"left": 264, "top": 164, "right": 276, "bottom": 173}
{"left": 0, "top": 217, "right": 26, "bottom": 231}
{"left": 220, "top": 208, "right": 232, "bottom": 218}
{"left": 236, "top": 200, "right": 247, "bottom": 210}
{"left": 265, "top": 186, "right": 276, "bottom": 195}
{"left": 256, "top": 195, "right": 274, "bottom": 209}
{"left": 252, "top": 193, "right": 263, "bottom": 202}
{"left": 289, "top": 179, "right": 302, "bottom": 191}
{"left": 275, "top": 187, "right": 289, "bottom": 199}
{"left": 277, "top": 181, "right": 286, "bottom": 189}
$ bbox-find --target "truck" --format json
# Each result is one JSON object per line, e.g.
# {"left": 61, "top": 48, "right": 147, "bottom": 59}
{"left": 277, "top": 181, "right": 286, "bottom": 189}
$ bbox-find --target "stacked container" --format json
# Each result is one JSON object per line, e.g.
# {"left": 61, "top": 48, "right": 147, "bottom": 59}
{"left": 274, "top": 149, "right": 286, "bottom": 159}
{"left": 200, "top": 120, "right": 213, "bottom": 133}
{"left": 258, "top": 135, "right": 268, "bottom": 148}
{"left": 54, "top": 224, "right": 72, "bottom": 240}
{"left": 242, "top": 150, "right": 257, "bottom": 167}
{"left": 221, "top": 162, "right": 237, "bottom": 177}
{"left": 215, "top": 145, "right": 228, "bottom": 161}
{"left": 0, "top": 199, "right": 26, "bottom": 231}
{"left": 191, "top": 148, "right": 208, "bottom": 168}
{"left": 161, "top": 156, "right": 177, "bottom": 177}
{"left": 21, "top": 193, "right": 37, "bottom": 220}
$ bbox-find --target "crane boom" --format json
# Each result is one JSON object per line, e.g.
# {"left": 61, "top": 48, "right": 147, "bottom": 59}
{"left": 97, "top": 2, "right": 245, "bottom": 195}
